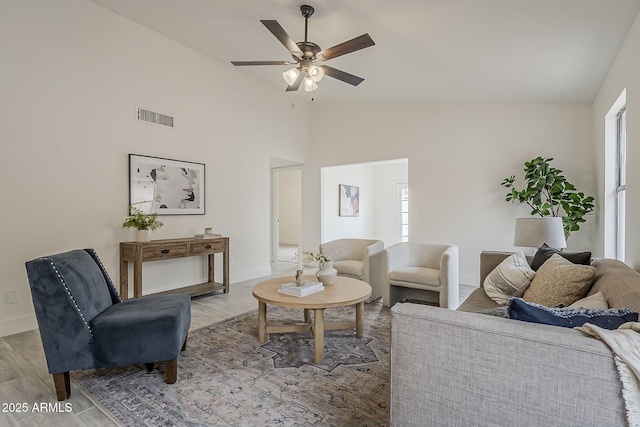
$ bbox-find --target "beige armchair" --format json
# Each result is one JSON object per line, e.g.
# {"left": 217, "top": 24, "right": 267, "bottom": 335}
{"left": 382, "top": 242, "right": 459, "bottom": 309}
{"left": 319, "top": 239, "right": 385, "bottom": 303}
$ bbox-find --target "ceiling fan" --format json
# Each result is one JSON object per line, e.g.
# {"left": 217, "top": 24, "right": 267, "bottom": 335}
{"left": 231, "top": 4, "right": 375, "bottom": 92}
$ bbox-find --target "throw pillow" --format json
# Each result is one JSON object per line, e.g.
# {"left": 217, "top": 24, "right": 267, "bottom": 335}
{"left": 568, "top": 291, "right": 609, "bottom": 310}
{"left": 523, "top": 254, "right": 596, "bottom": 307}
{"left": 483, "top": 252, "right": 536, "bottom": 305}
{"left": 508, "top": 297, "right": 637, "bottom": 329}
{"left": 529, "top": 243, "right": 591, "bottom": 271}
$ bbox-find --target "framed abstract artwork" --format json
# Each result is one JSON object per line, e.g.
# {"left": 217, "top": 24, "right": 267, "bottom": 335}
{"left": 339, "top": 184, "right": 360, "bottom": 217}
{"left": 129, "top": 154, "right": 205, "bottom": 215}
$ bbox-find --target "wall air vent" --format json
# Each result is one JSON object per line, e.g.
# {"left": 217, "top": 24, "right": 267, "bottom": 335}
{"left": 137, "top": 108, "right": 174, "bottom": 128}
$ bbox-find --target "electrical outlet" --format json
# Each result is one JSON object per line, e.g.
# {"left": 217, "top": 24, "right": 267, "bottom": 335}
{"left": 6, "top": 289, "right": 18, "bottom": 304}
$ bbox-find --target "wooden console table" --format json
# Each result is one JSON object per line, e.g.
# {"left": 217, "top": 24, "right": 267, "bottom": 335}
{"left": 119, "top": 237, "right": 229, "bottom": 300}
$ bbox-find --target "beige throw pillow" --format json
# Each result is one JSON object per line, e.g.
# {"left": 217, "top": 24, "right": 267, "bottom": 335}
{"left": 484, "top": 252, "right": 536, "bottom": 305}
{"left": 523, "top": 254, "right": 596, "bottom": 307}
{"left": 569, "top": 291, "right": 608, "bottom": 310}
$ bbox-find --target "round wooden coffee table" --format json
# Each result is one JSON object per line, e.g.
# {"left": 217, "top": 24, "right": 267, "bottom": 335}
{"left": 252, "top": 275, "right": 372, "bottom": 364}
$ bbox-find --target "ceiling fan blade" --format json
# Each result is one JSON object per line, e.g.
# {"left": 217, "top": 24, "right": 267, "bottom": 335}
{"left": 317, "top": 34, "right": 375, "bottom": 61}
{"left": 285, "top": 71, "right": 304, "bottom": 91}
{"left": 231, "top": 60, "right": 295, "bottom": 66}
{"left": 320, "top": 65, "right": 365, "bottom": 86}
{"left": 260, "top": 20, "right": 303, "bottom": 58}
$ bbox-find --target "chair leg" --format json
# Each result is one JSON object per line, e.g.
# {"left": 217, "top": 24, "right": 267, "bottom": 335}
{"left": 181, "top": 334, "right": 188, "bottom": 351}
{"left": 165, "top": 359, "right": 177, "bottom": 384}
{"left": 53, "top": 372, "right": 71, "bottom": 401}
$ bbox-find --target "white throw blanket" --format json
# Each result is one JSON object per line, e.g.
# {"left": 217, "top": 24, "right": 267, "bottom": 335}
{"left": 577, "top": 322, "right": 640, "bottom": 427}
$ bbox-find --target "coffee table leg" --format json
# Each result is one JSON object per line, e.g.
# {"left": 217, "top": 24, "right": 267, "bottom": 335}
{"left": 258, "top": 301, "right": 267, "bottom": 343}
{"left": 356, "top": 301, "right": 364, "bottom": 338}
{"left": 304, "top": 308, "right": 311, "bottom": 324}
{"left": 314, "top": 309, "right": 324, "bottom": 364}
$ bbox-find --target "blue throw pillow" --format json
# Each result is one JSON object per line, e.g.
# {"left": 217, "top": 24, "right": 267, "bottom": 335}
{"left": 508, "top": 297, "right": 638, "bottom": 329}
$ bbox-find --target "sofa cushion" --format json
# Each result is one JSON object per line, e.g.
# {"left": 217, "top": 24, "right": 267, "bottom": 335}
{"left": 333, "top": 260, "right": 363, "bottom": 277}
{"left": 523, "top": 254, "right": 595, "bottom": 307}
{"left": 530, "top": 243, "right": 592, "bottom": 271}
{"left": 569, "top": 291, "right": 608, "bottom": 310}
{"left": 389, "top": 266, "right": 440, "bottom": 287}
{"left": 457, "top": 288, "right": 501, "bottom": 312}
{"left": 589, "top": 259, "right": 640, "bottom": 313}
{"left": 483, "top": 252, "right": 536, "bottom": 305}
{"left": 508, "top": 297, "right": 637, "bottom": 329}
{"left": 91, "top": 293, "right": 191, "bottom": 368}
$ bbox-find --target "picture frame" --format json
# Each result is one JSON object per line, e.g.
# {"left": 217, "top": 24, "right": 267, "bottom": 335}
{"left": 339, "top": 184, "right": 360, "bottom": 217}
{"left": 129, "top": 154, "right": 205, "bottom": 215}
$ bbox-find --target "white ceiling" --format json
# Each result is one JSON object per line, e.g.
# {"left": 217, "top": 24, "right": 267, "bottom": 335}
{"left": 88, "top": 0, "right": 640, "bottom": 104}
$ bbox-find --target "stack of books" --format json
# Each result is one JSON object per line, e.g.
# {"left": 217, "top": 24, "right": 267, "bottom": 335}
{"left": 194, "top": 233, "right": 222, "bottom": 238}
{"left": 278, "top": 280, "right": 324, "bottom": 297}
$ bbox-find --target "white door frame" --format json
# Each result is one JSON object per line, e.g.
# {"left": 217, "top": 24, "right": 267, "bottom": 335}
{"left": 271, "top": 166, "right": 303, "bottom": 262}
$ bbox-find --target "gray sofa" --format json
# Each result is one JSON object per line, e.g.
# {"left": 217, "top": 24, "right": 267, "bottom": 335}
{"left": 390, "top": 250, "right": 640, "bottom": 426}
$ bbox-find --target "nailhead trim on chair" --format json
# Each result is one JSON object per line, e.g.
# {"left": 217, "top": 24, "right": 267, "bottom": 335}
{"left": 45, "top": 258, "right": 93, "bottom": 335}
{"left": 85, "top": 248, "right": 122, "bottom": 303}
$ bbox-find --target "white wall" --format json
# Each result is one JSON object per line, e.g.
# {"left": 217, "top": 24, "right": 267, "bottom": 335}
{"left": 321, "top": 163, "right": 374, "bottom": 241}
{"left": 373, "top": 160, "right": 409, "bottom": 246}
{"left": 0, "top": 0, "right": 309, "bottom": 336}
{"left": 592, "top": 12, "right": 640, "bottom": 268}
{"left": 320, "top": 160, "right": 407, "bottom": 247}
{"left": 277, "top": 169, "right": 301, "bottom": 245}
{"left": 305, "top": 103, "right": 595, "bottom": 285}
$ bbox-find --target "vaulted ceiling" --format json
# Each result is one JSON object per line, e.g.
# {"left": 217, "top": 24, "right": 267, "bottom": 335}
{"left": 88, "top": 0, "right": 640, "bottom": 104}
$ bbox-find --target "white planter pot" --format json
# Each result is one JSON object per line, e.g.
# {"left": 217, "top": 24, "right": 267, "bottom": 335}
{"left": 135, "top": 229, "right": 151, "bottom": 242}
{"left": 316, "top": 260, "right": 338, "bottom": 285}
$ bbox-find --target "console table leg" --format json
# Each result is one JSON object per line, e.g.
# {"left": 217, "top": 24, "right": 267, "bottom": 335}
{"left": 223, "top": 245, "right": 229, "bottom": 293}
{"left": 119, "top": 257, "right": 129, "bottom": 301}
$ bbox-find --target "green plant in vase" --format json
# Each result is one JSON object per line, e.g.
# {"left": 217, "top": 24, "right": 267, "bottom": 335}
{"left": 501, "top": 156, "right": 594, "bottom": 241}
{"left": 303, "top": 250, "right": 331, "bottom": 265}
{"left": 122, "top": 207, "right": 163, "bottom": 241}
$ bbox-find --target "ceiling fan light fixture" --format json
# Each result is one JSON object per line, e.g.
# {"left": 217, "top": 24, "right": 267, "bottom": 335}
{"left": 282, "top": 67, "right": 300, "bottom": 85}
{"left": 232, "top": 5, "right": 374, "bottom": 92}
{"left": 303, "top": 76, "right": 318, "bottom": 92}
{"left": 308, "top": 65, "right": 324, "bottom": 82}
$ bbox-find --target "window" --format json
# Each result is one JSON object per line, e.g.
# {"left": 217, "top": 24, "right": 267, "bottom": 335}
{"left": 396, "top": 182, "right": 408, "bottom": 242}
{"left": 604, "top": 89, "right": 626, "bottom": 259}
{"left": 616, "top": 106, "right": 626, "bottom": 261}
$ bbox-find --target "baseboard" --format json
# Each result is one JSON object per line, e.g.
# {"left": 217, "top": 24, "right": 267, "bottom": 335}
{"left": 0, "top": 313, "right": 38, "bottom": 338}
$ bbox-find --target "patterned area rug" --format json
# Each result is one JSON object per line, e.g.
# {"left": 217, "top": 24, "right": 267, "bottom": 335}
{"left": 72, "top": 302, "right": 390, "bottom": 426}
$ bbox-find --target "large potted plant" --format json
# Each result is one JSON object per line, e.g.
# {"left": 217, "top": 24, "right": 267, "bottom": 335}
{"left": 122, "top": 207, "right": 163, "bottom": 242}
{"left": 501, "top": 156, "right": 595, "bottom": 241}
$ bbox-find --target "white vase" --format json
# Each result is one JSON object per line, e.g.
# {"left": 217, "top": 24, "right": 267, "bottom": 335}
{"left": 316, "top": 260, "right": 338, "bottom": 285}
{"left": 135, "top": 229, "right": 151, "bottom": 242}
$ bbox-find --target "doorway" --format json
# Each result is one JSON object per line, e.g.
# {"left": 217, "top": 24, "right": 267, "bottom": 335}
{"left": 320, "top": 158, "right": 408, "bottom": 245}
{"left": 271, "top": 167, "right": 302, "bottom": 263}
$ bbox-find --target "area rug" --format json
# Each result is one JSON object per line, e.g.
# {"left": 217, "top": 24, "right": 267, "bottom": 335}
{"left": 71, "top": 302, "right": 390, "bottom": 426}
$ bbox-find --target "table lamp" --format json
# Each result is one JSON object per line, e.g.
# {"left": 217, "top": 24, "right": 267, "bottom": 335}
{"left": 514, "top": 217, "right": 567, "bottom": 250}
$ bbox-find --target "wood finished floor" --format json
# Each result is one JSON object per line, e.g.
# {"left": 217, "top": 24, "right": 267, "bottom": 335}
{"left": 0, "top": 260, "right": 476, "bottom": 426}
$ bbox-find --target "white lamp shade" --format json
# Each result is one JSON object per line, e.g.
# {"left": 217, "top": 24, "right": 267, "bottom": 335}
{"left": 282, "top": 67, "right": 300, "bottom": 86}
{"left": 514, "top": 217, "right": 567, "bottom": 249}
{"left": 303, "top": 77, "right": 318, "bottom": 92}
{"left": 308, "top": 65, "right": 324, "bottom": 82}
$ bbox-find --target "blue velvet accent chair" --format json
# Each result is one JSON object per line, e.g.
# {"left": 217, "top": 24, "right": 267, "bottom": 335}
{"left": 25, "top": 249, "right": 191, "bottom": 401}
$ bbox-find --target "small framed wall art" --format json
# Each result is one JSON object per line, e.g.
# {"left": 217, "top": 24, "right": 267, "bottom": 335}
{"left": 129, "top": 154, "right": 205, "bottom": 215}
{"left": 339, "top": 184, "right": 360, "bottom": 217}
